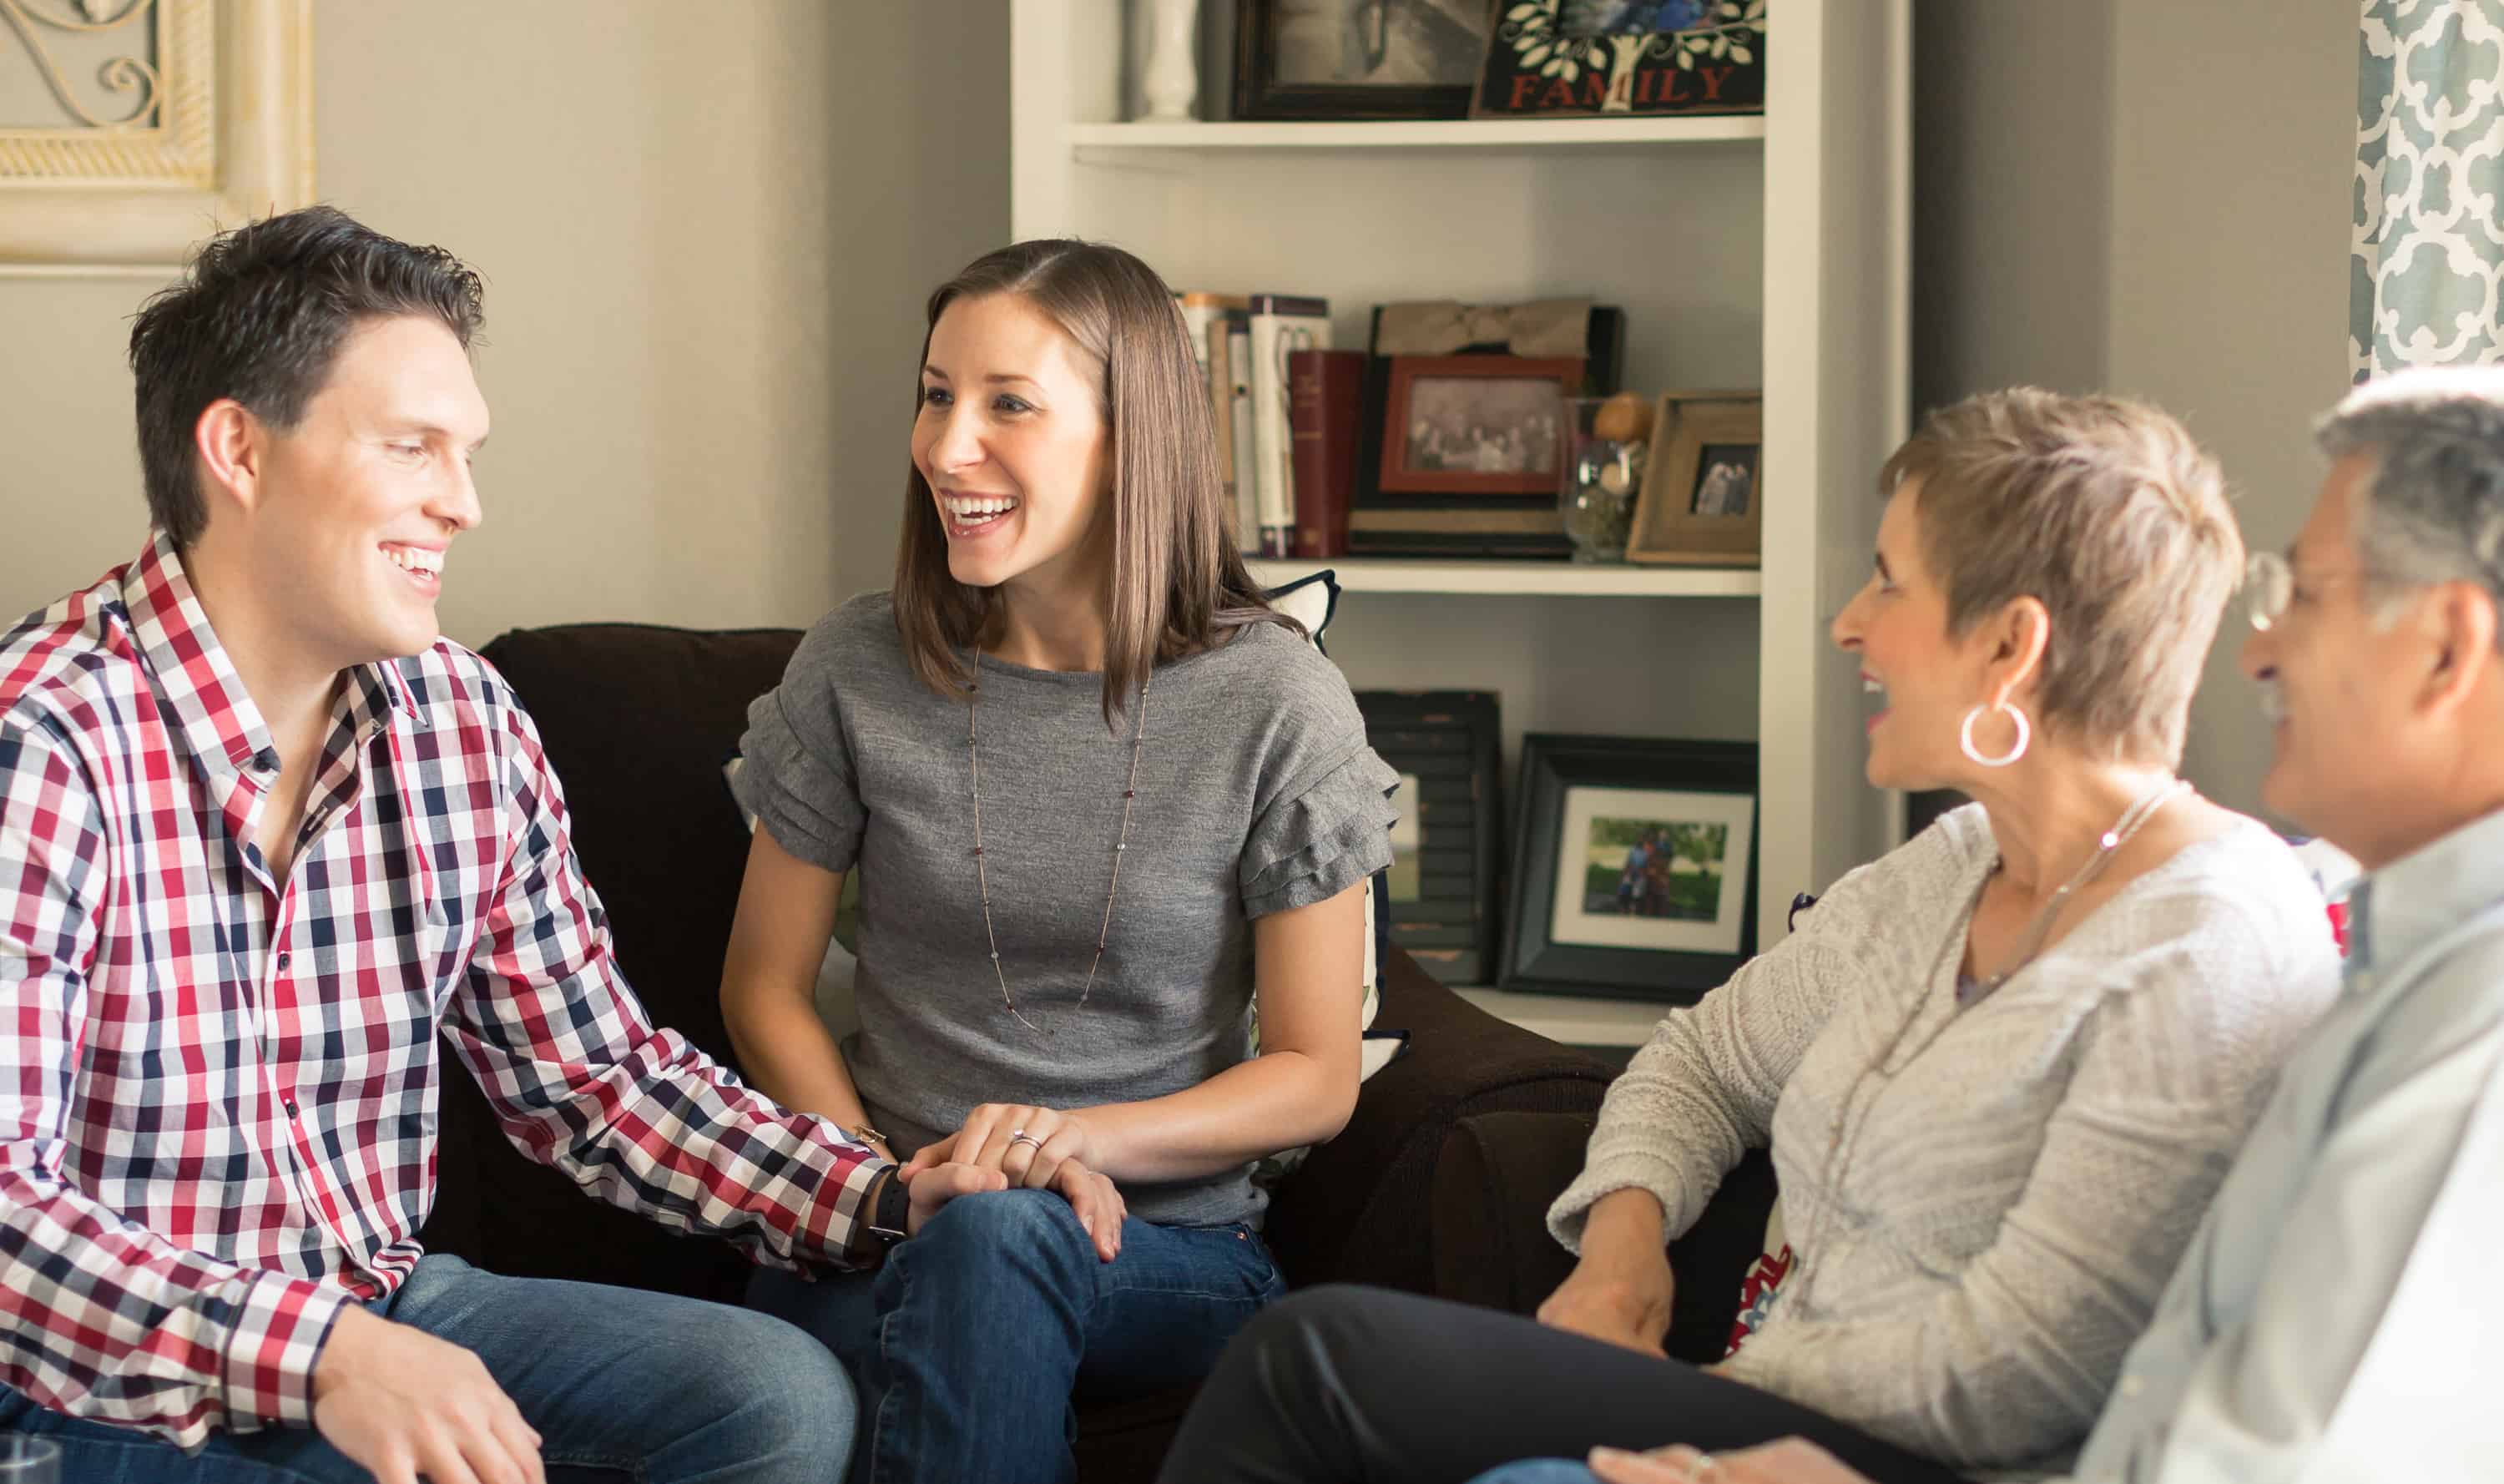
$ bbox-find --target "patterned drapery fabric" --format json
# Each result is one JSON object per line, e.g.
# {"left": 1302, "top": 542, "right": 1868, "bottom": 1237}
{"left": 2351, "top": 0, "right": 2504, "bottom": 380}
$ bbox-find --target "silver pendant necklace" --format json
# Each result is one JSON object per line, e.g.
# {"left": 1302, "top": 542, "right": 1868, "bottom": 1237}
{"left": 965, "top": 648, "right": 1151, "bottom": 1035}
{"left": 1961, "top": 775, "right": 2193, "bottom": 1002}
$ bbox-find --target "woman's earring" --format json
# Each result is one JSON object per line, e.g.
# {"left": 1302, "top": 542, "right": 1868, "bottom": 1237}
{"left": 1959, "top": 701, "right": 2031, "bottom": 767}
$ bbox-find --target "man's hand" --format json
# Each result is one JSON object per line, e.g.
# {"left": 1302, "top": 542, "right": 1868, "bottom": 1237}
{"left": 899, "top": 1159, "right": 1009, "bottom": 1233}
{"left": 1588, "top": 1439, "right": 1875, "bottom": 1484}
{"left": 901, "top": 1103, "right": 1098, "bottom": 1192}
{"left": 311, "top": 1305, "right": 544, "bottom": 1484}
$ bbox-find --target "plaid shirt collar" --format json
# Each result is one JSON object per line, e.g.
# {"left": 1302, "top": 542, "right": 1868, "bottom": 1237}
{"left": 121, "top": 529, "right": 424, "bottom": 816}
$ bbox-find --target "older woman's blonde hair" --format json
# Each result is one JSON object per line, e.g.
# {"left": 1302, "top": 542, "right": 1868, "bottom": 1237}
{"left": 1880, "top": 389, "right": 2241, "bottom": 768}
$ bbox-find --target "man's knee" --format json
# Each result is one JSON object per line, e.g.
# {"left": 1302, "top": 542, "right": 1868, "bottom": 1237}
{"left": 672, "top": 1307, "right": 856, "bottom": 1456}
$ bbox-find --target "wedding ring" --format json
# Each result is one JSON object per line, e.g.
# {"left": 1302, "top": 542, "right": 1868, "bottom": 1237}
{"left": 1009, "top": 1130, "right": 1044, "bottom": 1150}
{"left": 1656, "top": 1446, "right": 1721, "bottom": 1481}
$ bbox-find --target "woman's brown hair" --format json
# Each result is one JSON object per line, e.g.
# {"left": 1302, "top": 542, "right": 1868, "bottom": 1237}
{"left": 892, "top": 239, "right": 1295, "bottom": 722}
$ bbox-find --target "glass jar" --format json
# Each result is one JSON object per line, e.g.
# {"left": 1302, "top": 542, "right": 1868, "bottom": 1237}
{"left": 1560, "top": 395, "right": 1646, "bottom": 563}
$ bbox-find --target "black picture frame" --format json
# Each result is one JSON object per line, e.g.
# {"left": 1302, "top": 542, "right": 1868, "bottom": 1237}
{"left": 1501, "top": 734, "right": 1758, "bottom": 1003}
{"left": 1234, "top": 0, "right": 1490, "bottom": 123}
{"left": 1356, "top": 689, "right": 1502, "bottom": 985}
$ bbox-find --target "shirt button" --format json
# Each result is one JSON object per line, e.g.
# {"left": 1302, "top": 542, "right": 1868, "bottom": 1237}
{"left": 284, "top": 1099, "right": 300, "bottom": 1118}
{"left": 276, "top": 951, "right": 291, "bottom": 971}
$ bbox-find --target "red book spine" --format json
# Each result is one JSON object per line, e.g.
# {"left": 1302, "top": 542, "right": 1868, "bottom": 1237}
{"left": 1288, "top": 348, "right": 1364, "bottom": 559}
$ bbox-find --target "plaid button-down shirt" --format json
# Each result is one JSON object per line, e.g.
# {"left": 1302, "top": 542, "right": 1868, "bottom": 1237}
{"left": 1, "top": 533, "right": 880, "bottom": 1448}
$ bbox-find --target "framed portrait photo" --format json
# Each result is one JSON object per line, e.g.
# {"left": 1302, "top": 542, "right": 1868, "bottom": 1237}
{"left": 1234, "top": 0, "right": 1494, "bottom": 122}
{"left": 1501, "top": 734, "right": 1758, "bottom": 1002}
{"left": 1377, "top": 355, "right": 1583, "bottom": 498}
{"left": 1628, "top": 393, "right": 1763, "bottom": 566}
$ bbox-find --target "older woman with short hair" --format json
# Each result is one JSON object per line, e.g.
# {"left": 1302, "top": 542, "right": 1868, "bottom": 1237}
{"left": 1152, "top": 390, "right": 2344, "bottom": 1484}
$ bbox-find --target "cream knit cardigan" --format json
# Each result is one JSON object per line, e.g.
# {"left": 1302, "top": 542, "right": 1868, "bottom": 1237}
{"left": 1548, "top": 805, "right": 2341, "bottom": 1470}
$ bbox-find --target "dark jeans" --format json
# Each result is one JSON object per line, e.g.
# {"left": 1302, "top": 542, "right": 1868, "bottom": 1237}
{"left": 750, "top": 1187, "right": 1285, "bottom": 1484}
{"left": 1155, "top": 1285, "right": 1974, "bottom": 1484}
{"left": 0, "top": 1254, "right": 853, "bottom": 1484}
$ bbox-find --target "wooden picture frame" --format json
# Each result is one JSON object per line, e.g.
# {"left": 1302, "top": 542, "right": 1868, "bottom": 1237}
{"left": 1376, "top": 354, "right": 1583, "bottom": 499}
{"left": 1628, "top": 393, "right": 1763, "bottom": 567}
{"left": 1356, "top": 689, "right": 1502, "bottom": 987}
{"left": 1500, "top": 734, "right": 1758, "bottom": 1004}
{"left": 1233, "top": 0, "right": 1490, "bottom": 123}
{"left": 1, "top": 0, "right": 314, "bottom": 274}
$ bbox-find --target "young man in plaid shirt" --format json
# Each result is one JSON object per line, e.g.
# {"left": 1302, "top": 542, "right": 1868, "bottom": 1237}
{"left": 0, "top": 207, "right": 1003, "bottom": 1484}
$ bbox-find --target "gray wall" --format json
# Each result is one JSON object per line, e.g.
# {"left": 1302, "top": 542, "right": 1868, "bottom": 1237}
{"left": 1915, "top": 0, "right": 2357, "bottom": 818}
{"left": 0, "top": 1, "right": 1009, "bottom": 644}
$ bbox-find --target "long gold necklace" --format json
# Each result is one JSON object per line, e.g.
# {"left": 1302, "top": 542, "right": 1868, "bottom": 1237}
{"left": 965, "top": 649, "right": 1151, "bottom": 1035}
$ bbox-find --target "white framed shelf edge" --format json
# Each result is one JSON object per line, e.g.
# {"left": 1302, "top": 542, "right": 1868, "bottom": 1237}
{"left": 1249, "top": 558, "right": 1761, "bottom": 598}
{"left": 1456, "top": 987, "right": 1668, "bottom": 1048}
{"left": 1069, "top": 117, "right": 1766, "bottom": 152}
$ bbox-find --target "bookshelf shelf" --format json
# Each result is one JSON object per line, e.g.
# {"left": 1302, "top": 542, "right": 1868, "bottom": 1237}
{"left": 1456, "top": 988, "right": 1666, "bottom": 1048}
{"left": 1249, "top": 558, "right": 1761, "bottom": 598}
{"left": 1070, "top": 117, "right": 1766, "bottom": 154}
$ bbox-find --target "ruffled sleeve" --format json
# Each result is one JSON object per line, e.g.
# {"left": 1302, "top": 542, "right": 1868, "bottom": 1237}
{"left": 1240, "top": 736, "right": 1401, "bottom": 919}
{"left": 730, "top": 613, "right": 866, "bottom": 875}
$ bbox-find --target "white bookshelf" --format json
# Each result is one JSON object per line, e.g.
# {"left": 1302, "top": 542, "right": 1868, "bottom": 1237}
{"left": 1249, "top": 558, "right": 1762, "bottom": 598}
{"left": 1071, "top": 116, "right": 1766, "bottom": 151}
{"left": 1457, "top": 987, "right": 1667, "bottom": 1049}
{"left": 1012, "top": 0, "right": 1910, "bottom": 969}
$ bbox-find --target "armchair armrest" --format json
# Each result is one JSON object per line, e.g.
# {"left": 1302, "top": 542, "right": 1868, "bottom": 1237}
{"left": 1431, "top": 1108, "right": 1780, "bottom": 1364}
{"left": 1262, "top": 951, "right": 1614, "bottom": 1295}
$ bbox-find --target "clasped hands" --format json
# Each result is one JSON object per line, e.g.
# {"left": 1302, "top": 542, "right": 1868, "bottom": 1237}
{"left": 898, "top": 1102, "right": 1127, "bottom": 1261}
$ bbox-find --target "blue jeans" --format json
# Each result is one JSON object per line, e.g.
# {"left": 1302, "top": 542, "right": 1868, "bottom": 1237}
{"left": 750, "top": 1187, "right": 1285, "bottom": 1484}
{"left": 0, "top": 1254, "right": 853, "bottom": 1484}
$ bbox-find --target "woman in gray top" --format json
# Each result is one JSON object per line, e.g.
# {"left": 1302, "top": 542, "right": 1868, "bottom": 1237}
{"left": 727, "top": 240, "right": 1396, "bottom": 1484}
{"left": 1154, "top": 391, "right": 2343, "bottom": 1484}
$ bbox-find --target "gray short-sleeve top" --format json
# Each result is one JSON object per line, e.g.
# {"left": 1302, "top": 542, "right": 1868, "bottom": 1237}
{"left": 732, "top": 593, "right": 1398, "bottom": 1227}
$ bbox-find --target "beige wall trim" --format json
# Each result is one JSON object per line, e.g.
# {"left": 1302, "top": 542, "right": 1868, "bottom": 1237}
{"left": 1, "top": 0, "right": 311, "bottom": 275}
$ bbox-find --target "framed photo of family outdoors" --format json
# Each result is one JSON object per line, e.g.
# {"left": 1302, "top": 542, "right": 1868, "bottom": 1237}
{"left": 1500, "top": 734, "right": 1758, "bottom": 1002}
{"left": 1376, "top": 355, "right": 1584, "bottom": 497}
{"left": 1628, "top": 392, "right": 1763, "bottom": 566}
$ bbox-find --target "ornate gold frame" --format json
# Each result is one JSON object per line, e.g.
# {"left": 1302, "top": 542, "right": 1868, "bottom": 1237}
{"left": 1, "top": 0, "right": 311, "bottom": 275}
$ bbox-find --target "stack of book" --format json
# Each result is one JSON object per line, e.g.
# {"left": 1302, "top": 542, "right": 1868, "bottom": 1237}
{"left": 1177, "top": 290, "right": 1363, "bottom": 560}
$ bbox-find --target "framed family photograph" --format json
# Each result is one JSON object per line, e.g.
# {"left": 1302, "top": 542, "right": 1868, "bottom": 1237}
{"left": 1628, "top": 393, "right": 1763, "bottom": 566}
{"left": 1234, "top": 0, "right": 1494, "bottom": 122}
{"left": 1501, "top": 734, "right": 1758, "bottom": 1002}
{"left": 1355, "top": 689, "right": 1503, "bottom": 986}
{"left": 1377, "top": 355, "right": 1583, "bottom": 497}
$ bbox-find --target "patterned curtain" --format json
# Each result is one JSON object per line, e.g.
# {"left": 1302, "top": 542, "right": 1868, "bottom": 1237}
{"left": 2350, "top": 0, "right": 2504, "bottom": 380}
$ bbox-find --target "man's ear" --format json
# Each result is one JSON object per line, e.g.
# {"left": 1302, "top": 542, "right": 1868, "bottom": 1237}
{"left": 194, "top": 398, "right": 267, "bottom": 519}
{"left": 2417, "top": 579, "right": 2499, "bottom": 719}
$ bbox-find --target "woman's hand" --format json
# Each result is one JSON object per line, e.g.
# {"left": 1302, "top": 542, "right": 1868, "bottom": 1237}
{"left": 1052, "top": 1158, "right": 1127, "bottom": 1262}
{"left": 901, "top": 1103, "right": 1099, "bottom": 1193}
{"left": 1588, "top": 1440, "right": 1872, "bottom": 1484}
{"left": 1537, "top": 1249, "right": 1676, "bottom": 1359}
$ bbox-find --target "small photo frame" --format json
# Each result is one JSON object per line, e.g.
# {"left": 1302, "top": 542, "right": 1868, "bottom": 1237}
{"left": 1378, "top": 355, "right": 1585, "bottom": 498}
{"left": 1234, "top": 0, "right": 1492, "bottom": 123}
{"left": 1356, "top": 689, "right": 1504, "bottom": 986}
{"left": 1629, "top": 393, "right": 1763, "bottom": 567}
{"left": 1502, "top": 734, "right": 1758, "bottom": 1003}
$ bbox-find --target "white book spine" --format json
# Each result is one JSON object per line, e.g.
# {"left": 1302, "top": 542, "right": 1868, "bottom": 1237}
{"left": 1225, "top": 326, "right": 1260, "bottom": 556}
{"left": 1248, "top": 311, "right": 1330, "bottom": 558}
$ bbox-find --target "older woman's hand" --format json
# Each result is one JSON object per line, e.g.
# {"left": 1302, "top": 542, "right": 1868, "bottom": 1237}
{"left": 1537, "top": 1190, "right": 1676, "bottom": 1357}
{"left": 1588, "top": 1439, "right": 1873, "bottom": 1484}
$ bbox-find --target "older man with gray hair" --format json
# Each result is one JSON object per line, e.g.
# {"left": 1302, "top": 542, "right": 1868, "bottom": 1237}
{"left": 1470, "top": 366, "right": 2504, "bottom": 1484}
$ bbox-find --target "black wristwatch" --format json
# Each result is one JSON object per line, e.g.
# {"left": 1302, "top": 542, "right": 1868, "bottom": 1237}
{"left": 863, "top": 1169, "right": 911, "bottom": 1251}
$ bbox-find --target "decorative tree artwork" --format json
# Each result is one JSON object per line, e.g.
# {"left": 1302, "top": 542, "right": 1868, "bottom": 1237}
{"left": 1471, "top": 0, "right": 1765, "bottom": 119}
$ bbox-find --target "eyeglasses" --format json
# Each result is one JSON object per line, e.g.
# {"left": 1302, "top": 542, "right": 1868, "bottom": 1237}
{"left": 2244, "top": 551, "right": 2394, "bottom": 632}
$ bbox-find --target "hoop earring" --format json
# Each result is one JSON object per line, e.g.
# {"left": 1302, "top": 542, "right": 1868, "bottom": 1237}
{"left": 1960, "top": 701, "right": 2031, "bottom": 768}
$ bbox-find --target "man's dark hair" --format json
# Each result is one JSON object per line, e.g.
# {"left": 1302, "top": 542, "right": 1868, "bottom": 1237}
{"left": 128, "top": 204, "right": 485, "bottom": 547}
